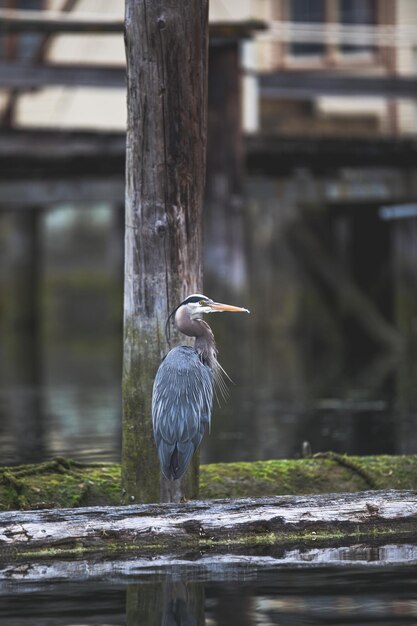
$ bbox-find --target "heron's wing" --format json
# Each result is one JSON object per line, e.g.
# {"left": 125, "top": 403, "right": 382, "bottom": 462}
{"left": 152, "top": 346, "right": 213, "bottom": 480}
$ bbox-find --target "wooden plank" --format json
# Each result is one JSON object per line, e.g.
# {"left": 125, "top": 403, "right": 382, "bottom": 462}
{"left": 0, "top": 8, "right": 123, "bottom": 33}
{"left": 0, "top": 129, "right": 125, "bottom": 180}
{"left": 0, "top": 129, "right": 125, "bottom": 158}
{"left": 0, "top": 8, "right": 265, "bottom": 37}
{"left": 0, "top": 131, "right": 415, "bottom": 209}
{"left": 0, "top": 62, "right": 124, "bottom": 88}
{"left": 2, "top": 131, "right": 417, "bottom": 178}
{"left": 0, "top": 63, "right": 416, "bottom": 97}
{"left": 259, "top": 71, "right": 417, "bottom": 99}
{"left": 246, "top": 135, "right": 417, "bottom": 174}
{"left": 0, "top": 130, "right": 415, "bottom": 209}
{"left": 264, "top": 21, "right": 417, "bottom": 48}
{"left": 0, "top": 178, "right": 124, "bottom": 206}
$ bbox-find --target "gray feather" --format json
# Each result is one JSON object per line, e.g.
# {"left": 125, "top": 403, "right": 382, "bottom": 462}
{"left": 152, "top": 346, "right": 213, "bottom": 480}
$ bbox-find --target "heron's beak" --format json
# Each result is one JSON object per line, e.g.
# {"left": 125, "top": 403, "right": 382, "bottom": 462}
{"left": 208, "top": 302, "right": 250, "bottom": 314}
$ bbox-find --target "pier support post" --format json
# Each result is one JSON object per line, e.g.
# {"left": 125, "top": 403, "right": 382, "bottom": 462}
{"left": 122, "top": 0, "right": 209, "bottom": 503}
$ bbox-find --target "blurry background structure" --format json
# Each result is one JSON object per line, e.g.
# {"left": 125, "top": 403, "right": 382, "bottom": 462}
{"left": 1, "top": 0, "right": 417, "bottom": 466}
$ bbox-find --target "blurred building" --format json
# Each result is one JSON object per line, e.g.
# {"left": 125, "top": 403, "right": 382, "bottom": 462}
{"left": 0, "top": 0, "right": 416, "bottom": 136}
{"left": 254, "top": 0, "right": 417, "bottom": 137}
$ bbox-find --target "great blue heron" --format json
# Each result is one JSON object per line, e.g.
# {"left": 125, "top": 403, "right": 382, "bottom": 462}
{"left": 152, "top": 294, "right": 249, "bottom": 480}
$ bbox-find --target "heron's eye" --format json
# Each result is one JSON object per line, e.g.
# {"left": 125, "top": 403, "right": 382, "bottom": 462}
{"left": 199, "top": 300, "right": 206, "bottom": 306}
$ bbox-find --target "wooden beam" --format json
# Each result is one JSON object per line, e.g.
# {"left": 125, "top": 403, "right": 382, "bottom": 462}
{"left": 0, "top": 62, "right": 124, "bottom": 88}
{"left": 259, "top": 71, "right": 417, "bottom": 99}
{"left": 0, "top": 8, "right": 265, "bottom": 37}
{"left": 209, "top": 19, "right": 266, "bottom": 41}
{"left": 287, "top": 224, "right": 403, "bottom": 351}
{"left": 0, "top": 64, "right": 416, "bottom": 97}
{"left": 0, "top": 8, "right": 123, "bottom": 33}
{"left": 2, "top": 130, "right": 417, "bottom": 176}
{"left": 0, "top": 130, "right": 126, "bottom": 181}
{"left": 246, "top": 134, "right": 417, "bottom": 174}
{"left": 0, "top": 178, "right": 124, "bottom": 206}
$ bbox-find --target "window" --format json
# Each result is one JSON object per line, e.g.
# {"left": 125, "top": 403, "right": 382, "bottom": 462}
{"left": 287, "top": 0, "right": 378, "bottom": 61}
{"left": 289, "top": 0, "right": 326, "bottom": 57}
{"left": 340, "top": 0, "right": 375, "bottom": 25}
{"left": 339, "top": 0, "right": 376, "bottom": 54}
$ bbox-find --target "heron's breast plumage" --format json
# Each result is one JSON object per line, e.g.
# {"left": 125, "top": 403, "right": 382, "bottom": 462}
{"left": 152, "top": 346, "right": 213, "bottom": 480}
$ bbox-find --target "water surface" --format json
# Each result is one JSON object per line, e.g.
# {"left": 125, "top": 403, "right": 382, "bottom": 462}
{"left": 2, "top": 543, "right": 417, "bottom": 625}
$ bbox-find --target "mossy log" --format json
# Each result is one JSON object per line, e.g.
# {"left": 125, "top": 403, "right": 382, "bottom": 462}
{"left": 1, "top": 490, "right": 416, "bottom": 562}
{"left": 0, "top": 454, "right": 417, "bottom": 512}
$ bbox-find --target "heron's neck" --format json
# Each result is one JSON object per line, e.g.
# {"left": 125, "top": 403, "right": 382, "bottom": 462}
{"left": 194, "top": 321, "right": 217, "bottom": 368}
{"left": 175, "top": 307, "right": 217, "bottom": 368}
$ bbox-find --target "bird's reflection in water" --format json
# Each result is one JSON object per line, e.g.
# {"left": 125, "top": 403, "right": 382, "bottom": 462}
{"left": 126, "top": 581, "right": 205, "bottom": 626}
{"left": 162, "top": 581, "right": 205, "bottom": 626}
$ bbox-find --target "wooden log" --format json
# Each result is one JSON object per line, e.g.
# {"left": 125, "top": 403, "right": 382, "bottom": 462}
{"left": 0, "top": 490, "right": 416, "bottom": 561}
{"left": 122, "top": 0, "right": 208, "bottom": 504}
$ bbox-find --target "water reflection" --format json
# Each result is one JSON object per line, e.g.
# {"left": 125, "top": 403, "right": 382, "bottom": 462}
{"left": 127, "top": 582, "right": 205, "bottom": 626}
{"left": 2, "top": 544, "right": 417, "bottom": 589}
{"left": 2, "top": 550, "right": 417, "bottom": 626}
{"left": 1, "top": 172, "right": 417, "bottom": 465}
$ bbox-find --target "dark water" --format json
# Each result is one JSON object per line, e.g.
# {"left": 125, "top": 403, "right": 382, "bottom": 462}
{"left": 1, "top": 332, "right": 415, "bottom": 465}
{"left": 1, "top": 194, "right": 417, "bottom": 624}
{"left": 2, "top": 544, "right": 417, "bottom": 625}
{"left": 1, "top": 184, "right": 417, "bottom": 466}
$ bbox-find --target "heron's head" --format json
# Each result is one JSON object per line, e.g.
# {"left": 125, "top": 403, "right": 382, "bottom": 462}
{"left": 165, "top": 293, "right": 249, "bottom": 345}
{"left": 178, "top": 294, "right": 250, "bottom": 320}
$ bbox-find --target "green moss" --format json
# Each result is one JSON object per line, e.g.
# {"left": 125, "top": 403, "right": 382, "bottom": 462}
{"left": 1, "top": 454, "right": 417, "bottom": 512}
{"left": 199, "top": 456, "right": 368, "bottom": 499}
{"left": 351, "top": 454, "right": 417, "bottom": 489}
{"left": 0, "top": 459, "right": 123, "bottom": 511}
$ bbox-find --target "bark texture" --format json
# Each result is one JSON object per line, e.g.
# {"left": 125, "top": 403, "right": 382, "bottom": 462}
{"left": 123, "top": 0, "right": 208, "bottom": 504}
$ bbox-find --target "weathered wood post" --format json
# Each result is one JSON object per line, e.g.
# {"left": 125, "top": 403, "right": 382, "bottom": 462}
{"left": 122, "top": 0, "right": 209, "bottom": 503}
{"left": 8, "top": 211, "right": 44, "bottom": 464}
{"left": 204, "top": 41, "right": 247, "bottom": 295}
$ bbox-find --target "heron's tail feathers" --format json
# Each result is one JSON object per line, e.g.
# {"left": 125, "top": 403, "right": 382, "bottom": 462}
{"left": 158, "top": 441, "right": 195, "bottom": 481}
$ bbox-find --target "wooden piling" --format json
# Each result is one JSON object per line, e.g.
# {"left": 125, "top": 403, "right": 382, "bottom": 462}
{"left": 122, "top": 0, "right": 209, "bottom": 503}
{"left": 204, "top": 42, "right": 247, "bottom": 293}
